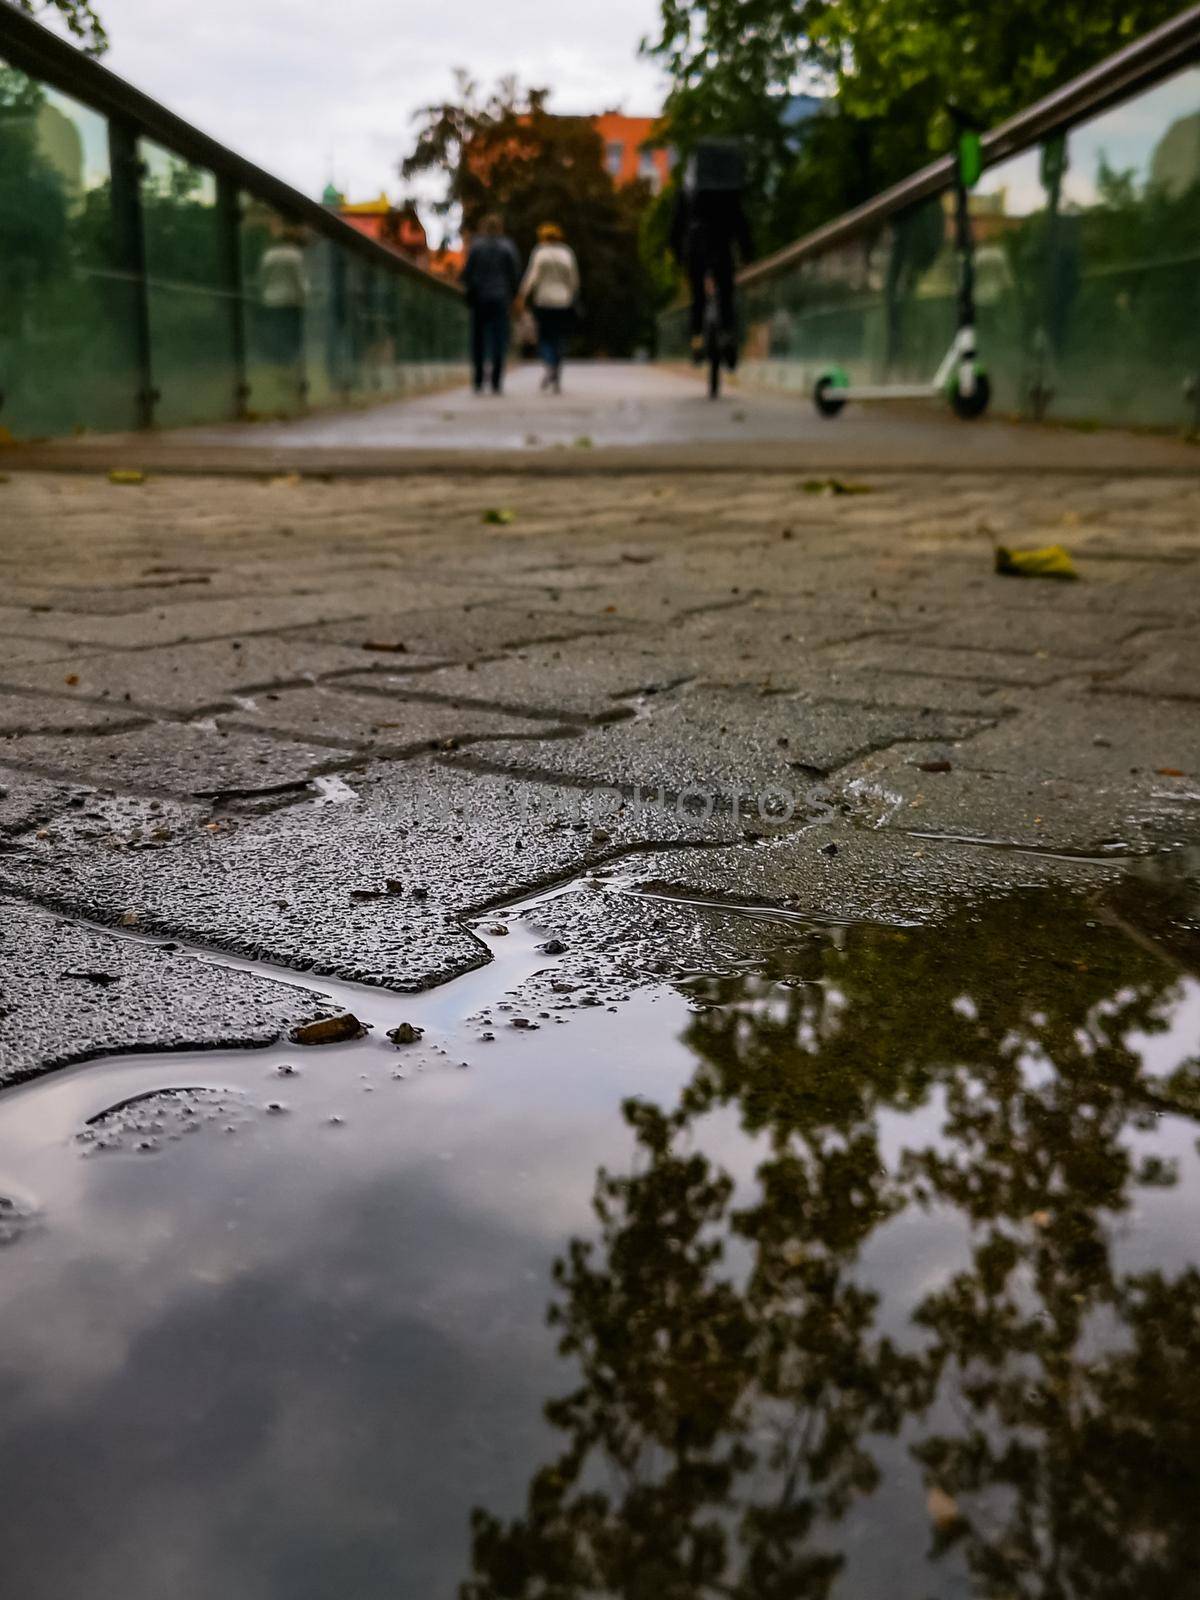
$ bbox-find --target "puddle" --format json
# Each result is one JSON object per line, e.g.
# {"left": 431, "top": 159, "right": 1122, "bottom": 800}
{"left": 1, "top": 873, "right": 1199, "bottom": 1598}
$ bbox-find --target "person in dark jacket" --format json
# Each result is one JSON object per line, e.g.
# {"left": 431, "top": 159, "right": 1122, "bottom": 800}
{"left": 669, "top": 141, "right": 753, "bottom": 368}
{"left": 462, "top": 213, "right": 521, "bottom": 394}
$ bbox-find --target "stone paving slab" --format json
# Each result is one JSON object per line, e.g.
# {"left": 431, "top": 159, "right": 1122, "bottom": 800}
{"left": 452, "top": 683, "right": 991, "bottom": 795}
{"left": 216, "top": 684, "right": 562, "bottom": 753}
{"left": 0, "top": 767, "right": 88, "bottom": 837}
{"left": 0, "top": 895, "right": 333, "bottom": 1083}
{"left": 0, "top": 464, "right": 1198, "bottom": 1077}
{"left": 1095, "top": 628, "right": 1200, "bottom": 703}
{"left": 950, "top": 693, "right": 1200, "bottom": 785}
{"left": 0, "top": 636, "right": 89, "bottom": 671}
{"left": 0, "top": 694, "right": 149, "bottom": 737}
{"left": 588, "top": 824, "right": 1123, "bottom": 929}
{"left": 840, "top": 753, "right": 1192, "bottom": 853}
{"left": 0, "top": 762, "right": 745, "bottom": 992}
{"left": 0, "top": 636, "right": 447, "bottom": 715}
{"left": 0, "top": 593, "right": 374, "bottom": 651}
{"left": 344, "top": 646, "right": 696, "bottom": 721}
{"left": 822, "top": 640, "right": 1100, "bottom": 688}
{"left": 288, "top": 603, "right": 630, "bottom": 660}
{"left": 0, "top": 724, "right": 351, "bottom": 800}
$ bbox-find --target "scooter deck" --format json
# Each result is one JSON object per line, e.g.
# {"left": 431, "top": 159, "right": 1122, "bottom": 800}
{"left": 829, "top": 384, "right": 941, "bottom": 402}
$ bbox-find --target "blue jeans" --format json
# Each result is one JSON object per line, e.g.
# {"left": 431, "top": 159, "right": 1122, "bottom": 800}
{"left": 471, "top": 300, "right": 509, "bottom": 392}
{"left": 534, "top": 306, "right": 572, "bottom": 376}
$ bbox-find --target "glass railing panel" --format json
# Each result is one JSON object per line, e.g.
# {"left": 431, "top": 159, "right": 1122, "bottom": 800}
{"left": 140, "top": 139, "right": 236, "bottom": 425}
{"left": 1054, "top": 64, "right": 1200, "bottom": 424}
{"left": 0, "top": 59, "right": 138, "bottom": 435}
{"left": 240, "top": 195, "right": 308, "bottom": 418}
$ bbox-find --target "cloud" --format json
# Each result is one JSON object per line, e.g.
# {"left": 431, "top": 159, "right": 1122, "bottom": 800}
{"left": 86, "top": 0, "right": 667, "bottom": 213}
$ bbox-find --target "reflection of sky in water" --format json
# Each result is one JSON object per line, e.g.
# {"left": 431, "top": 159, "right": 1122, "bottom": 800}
{"left": 0, "top": 893, "right": 1198, "bottom": 1598}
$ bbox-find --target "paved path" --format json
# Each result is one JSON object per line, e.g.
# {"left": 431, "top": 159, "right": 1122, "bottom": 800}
{"left": 0, "top": 462, "right": 1197, "bottom": 1078}
{"left": 7, "top": 360, "right": 1200, "bottom": 476}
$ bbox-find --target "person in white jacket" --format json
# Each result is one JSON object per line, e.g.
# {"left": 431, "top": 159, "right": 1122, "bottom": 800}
{"left": 517, "top": 223, "right": 580, "bottom": 394}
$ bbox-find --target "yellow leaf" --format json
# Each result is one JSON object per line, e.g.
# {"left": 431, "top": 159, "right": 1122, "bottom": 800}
{"left": 994, "top": 543, "right": 1078, "bottom": 579}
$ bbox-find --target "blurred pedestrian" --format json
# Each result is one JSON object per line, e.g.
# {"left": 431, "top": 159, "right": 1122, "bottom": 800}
{"left": 463, "top": 213, "right": 520, "bottom": 395}
{"left": 518, "top": 223, "right": 580, "bottom": 394}
{"left": 258, "top": 222, "right": 308, "bottom": 372}
{"left": 669, "top": 140, "right": 753, "bottom": 369}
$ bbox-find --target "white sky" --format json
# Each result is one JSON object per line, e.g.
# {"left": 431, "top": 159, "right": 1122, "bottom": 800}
{"left": 61, "top": 0, "right": 668, "bottom": 236}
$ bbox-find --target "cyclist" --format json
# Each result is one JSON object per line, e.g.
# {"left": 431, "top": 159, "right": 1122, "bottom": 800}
{"left": 669, "top": 139, "right": 753, "bottom": 369}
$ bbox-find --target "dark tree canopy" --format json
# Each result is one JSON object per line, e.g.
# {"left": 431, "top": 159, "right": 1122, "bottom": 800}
{"left": 643, "top": 0, "right": 1185, "bottom": 251}
{"left": 17, "top": 0, "right": 108, "bottom": 55}
{"left": 401, "top": 75, "right": 661, "bottom": 356}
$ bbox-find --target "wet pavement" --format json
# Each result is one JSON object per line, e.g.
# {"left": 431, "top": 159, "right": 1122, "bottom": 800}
{"left": 9, "top": 360, "right": 1200, "bottom": 475}
{"left": 1, "top": 460, "right": 1199, "bottom": 1596}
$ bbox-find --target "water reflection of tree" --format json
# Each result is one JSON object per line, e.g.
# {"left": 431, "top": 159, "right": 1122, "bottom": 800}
{"left": 461, "top": 888, "right": 1200, "bottom": 1599}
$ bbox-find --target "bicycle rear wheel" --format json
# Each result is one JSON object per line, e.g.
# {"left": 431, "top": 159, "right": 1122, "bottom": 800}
{"left": 705, "top": 316, "right": 722, "bottom": 399}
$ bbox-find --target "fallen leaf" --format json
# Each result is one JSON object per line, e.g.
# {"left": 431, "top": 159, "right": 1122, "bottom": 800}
{"left": 926, "top": 1486, "right": 961, "bottom": 1532}
{"left": 64, "top": 674, "right": 79, "bottom": 686}
{"left": 269, "top": 472, "right": 302, "bottom": 488}
{"left": 573, "top": 435, "right": 594, "bottom": 449}
{"left": 107, "top": 468, "right": 145, "bottom": 485}
{"left": 1157, "top": 766, "right": 1185, "bottom": 777}
{"left": 994, "top": 544, "right": 1078, "bottom": 579}
{"left": 482, "top": 507, "right": 515, "bottom": 525}
{"left": 1029, "top": 1209, "right": 1052, "bottom": 1228}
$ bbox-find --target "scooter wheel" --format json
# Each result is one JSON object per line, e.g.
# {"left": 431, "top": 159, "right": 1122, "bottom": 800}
{"left": 814, "top": 376, "right": 847, "bottom": 418}
{"left": 950, "top": 371, "right": 991, "bottom": 420}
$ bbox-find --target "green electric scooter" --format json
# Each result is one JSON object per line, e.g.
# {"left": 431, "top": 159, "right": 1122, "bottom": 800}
{"left": 814, "top": 110, "right": 990, "bottom": 421}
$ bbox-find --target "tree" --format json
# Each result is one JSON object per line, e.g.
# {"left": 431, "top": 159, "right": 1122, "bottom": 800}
{"left": 643, "top": 0, "right": 1183, "bottom": 252}
{"left": 15, "top": 0, "right": 108, "bottom": 55}
{"left": 401, "top": 75, "right": 663, "bottom": 356}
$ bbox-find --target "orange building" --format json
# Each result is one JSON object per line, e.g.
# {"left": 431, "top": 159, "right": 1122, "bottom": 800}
{"left": 592, "top": 112, "right": 673, "bottom": 192}
{"left": 329, "top": 191, "right": 430, "bottom": 258}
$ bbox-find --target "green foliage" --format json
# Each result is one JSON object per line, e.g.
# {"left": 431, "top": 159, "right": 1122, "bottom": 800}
{"left": 401, "top": 75, "right": 667, "bottom": 355}
{"left": 0, "top": 67, "right": 71, "bottom": 332}
{"left": 643, "top": 0, "right": 1183, "bottom": 252}
{"left": 16, "top": 0, "right": 108, "bottom": 55}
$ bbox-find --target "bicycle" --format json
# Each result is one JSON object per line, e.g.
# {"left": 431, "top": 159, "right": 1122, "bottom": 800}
{"left": 702, "top": 273, "right": 723, "bottom": 399}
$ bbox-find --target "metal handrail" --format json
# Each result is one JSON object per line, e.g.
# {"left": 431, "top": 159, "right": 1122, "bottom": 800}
{"left": 0, "top": 1, "right": 463, "bottom": 301}
{"left": 739, "top": 3, "right": 1200, "bottom": 288}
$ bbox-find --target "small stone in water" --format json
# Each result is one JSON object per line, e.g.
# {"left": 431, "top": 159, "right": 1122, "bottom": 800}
{"left": 291, "top": 1013, "right": 366, "bottom": 1045}
{"left": 387, "top": 1022, "right": 424, "bottom": 1046}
